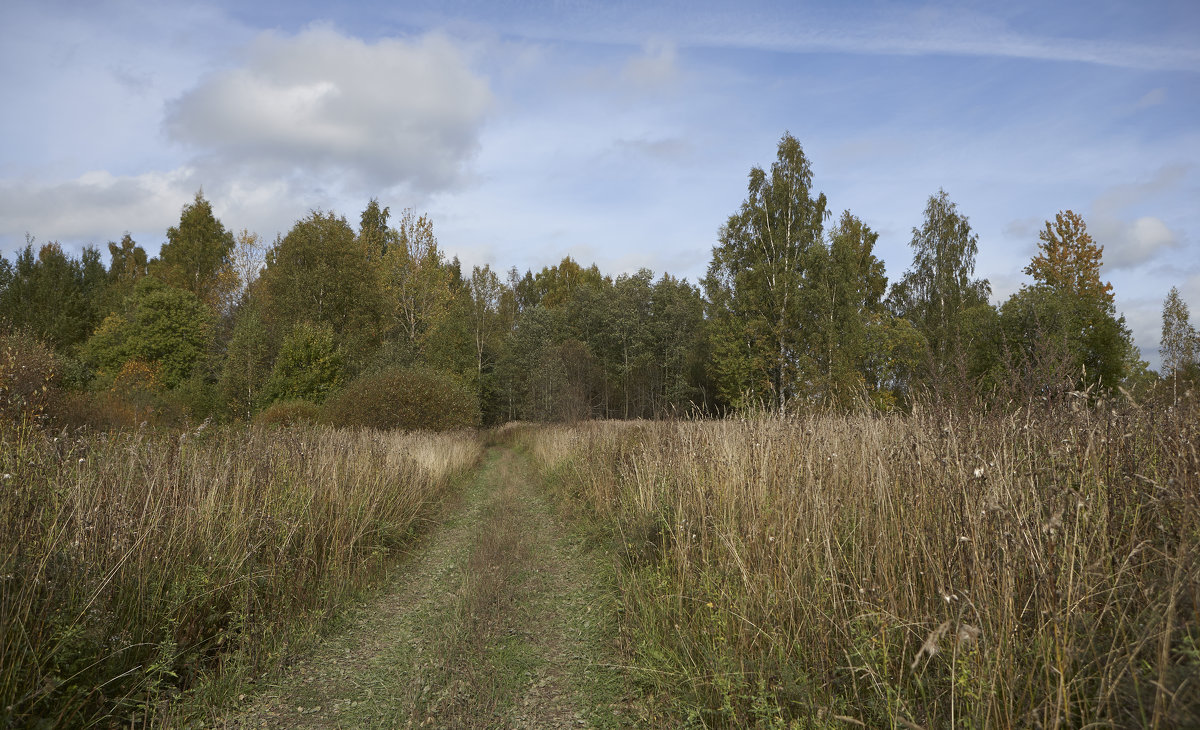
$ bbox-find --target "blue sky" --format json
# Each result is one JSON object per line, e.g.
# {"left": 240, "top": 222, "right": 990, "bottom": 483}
{"left": 1, "top": 0, "right": 1197, "bottom": 368}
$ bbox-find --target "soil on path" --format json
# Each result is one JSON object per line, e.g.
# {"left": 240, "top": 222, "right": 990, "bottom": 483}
{"left": 217, "top": 446, "right": 639, "bottom": 729}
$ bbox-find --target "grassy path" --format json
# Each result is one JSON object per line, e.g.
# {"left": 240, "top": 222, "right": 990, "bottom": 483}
{"left": 217, "top": 446, "right": 638, "bottom": 729}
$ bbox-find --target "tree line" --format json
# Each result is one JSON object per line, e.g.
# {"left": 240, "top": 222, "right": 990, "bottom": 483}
{"left": 2, "top": 134, "right": 1196, "bottom": 428}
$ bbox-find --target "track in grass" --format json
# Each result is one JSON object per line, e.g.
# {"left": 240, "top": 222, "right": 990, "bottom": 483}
{"left": 218, "top": 446, "right": 638, "bottom": 729}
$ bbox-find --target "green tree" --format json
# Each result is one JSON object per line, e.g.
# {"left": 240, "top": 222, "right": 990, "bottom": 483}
{"left": 991, "top": 285, "right": 1133, "bottom": 398}
{"left": 152, "top": 191, "right": 236, "bottom": 310}
{"left": 810, "top": 211, "right": 889, "bottom": 406}
{"left": 1161, "top": 286, "right": 1198, "bottom": 400}
{"left": 376, "top": 209, "right": 452, "bottom": 360}
{"left": 648, "top": 274, "right": 708, "bottom": 415}
{"left": 82, "top": 278, "right": 213, "bottom": 388}
{"left": 219, "top": 290, "right": 274, "bottom": 419}
{"left": 106, "top": 233, "right": 148, "bottom": 313}
{"left": 703, "top": 132, "right": 829, "bottom": 411}
{"left": 528, "top": 257, "right": 607, "bottom": 309}
{"left": 888, "top": 189, "right": 991, "bottom": 386}
{"left": 424, "top": 257, "right": 475, "bottom": 379}
{"left": 466, "top": 264, "right": 504, "bottom": 398}
{"left": 359, "top": 198, "right": 396, "bottom": 263}
{"left": 609, "top": 270, "right": 655, "bottom": 417}
{"left": 979, "top": 212, "right": 1133, "bottom": 400}
{"left": 260, "top": 321, "right": 344, "bottom": 405}
{"left": 261, "top": 210, "right": 381, "bottom": 366}
{"left": 0, "top": 240, "right": 107, "bottom": 352}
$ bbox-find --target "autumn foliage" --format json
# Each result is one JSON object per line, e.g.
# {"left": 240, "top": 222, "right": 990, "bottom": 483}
{"left": 1024, "top": 210, "right": 1114, "bottom": 305}
{"left": 321, "top": 366, "right": 480, "bottom": 431}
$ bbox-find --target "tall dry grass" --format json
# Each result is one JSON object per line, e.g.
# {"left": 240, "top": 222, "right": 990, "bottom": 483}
{"left": 0, "top": 422, "right": 481, "bottom": 727}
{"left": 522, "top": 403, "right": 1200, "bottom": 728}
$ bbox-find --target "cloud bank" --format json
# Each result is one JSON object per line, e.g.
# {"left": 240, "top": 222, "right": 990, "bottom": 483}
{"left": 1091, "top": 166, "right": 1187, "bottom": 270}
{"left": 0, "top": 26, "right": 494, "bottom": 252}
{"left": 165, "top": 26, "right": 493, "bottom": 194}
{"left": 0, "top": 170, "right": 196, "bottom": 249}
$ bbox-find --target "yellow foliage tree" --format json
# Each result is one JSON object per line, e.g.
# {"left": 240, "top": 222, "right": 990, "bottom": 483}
{"left": 1024, "top": 210, "right": 1114, "bottom": 306}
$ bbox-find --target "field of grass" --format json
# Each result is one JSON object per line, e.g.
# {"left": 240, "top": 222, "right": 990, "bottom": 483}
{"left": 0, "top": 422, "right": 480, "bottom": 727}
{"left": 521, "top": 402, "right": 1200, "bottom": 728}
{"left": 5, "top": 399, "right": 1197, "bottom": 728}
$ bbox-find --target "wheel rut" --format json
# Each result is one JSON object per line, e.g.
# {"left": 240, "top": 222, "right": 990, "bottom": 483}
{"left": 217, "top": 446, "right": 636, "bottom": 729}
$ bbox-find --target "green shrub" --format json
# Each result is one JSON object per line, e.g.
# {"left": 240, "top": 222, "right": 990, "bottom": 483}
{"left": 322, "top": 366, "right": 480, "bottom": 431}
{"left": 255, "top": 399, "right": 321, "bottom": 427}
{"left": 260, "top": 321, "right": 343, "bottom": 405}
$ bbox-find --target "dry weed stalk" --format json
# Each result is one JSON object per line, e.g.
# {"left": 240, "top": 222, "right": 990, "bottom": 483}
{"left": 0, "top": 423, "right": 481, "bottom": 726}
{"left": 524, "top": 402, "right": 1200, "bottom": 727}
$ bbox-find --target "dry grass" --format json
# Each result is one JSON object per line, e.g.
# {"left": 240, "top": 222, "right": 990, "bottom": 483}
{"left": 0, "top": 422, "right": 481, "bottom": 727}
{"left": 522, "top": 403, "right": 1200, "bottom": 727}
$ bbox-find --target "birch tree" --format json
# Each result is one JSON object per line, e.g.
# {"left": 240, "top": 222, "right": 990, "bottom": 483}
{"left": 377, "top": 209, "right": 452, "bottom": 358}
{"left": 703, "top": 132, "right": 828, "bottom": 411}
{"left": 1162, "top": 286, "right": 1197, "bottom": 400}
{"left": 888, "top": 189, "right": 990, "bottom": 382}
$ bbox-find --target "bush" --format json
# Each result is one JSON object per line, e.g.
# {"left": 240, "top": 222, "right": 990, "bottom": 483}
{"left": 322, "top": 367, "right": 480, "bottom": 431}
{"left": 260, "top": 321, "right": 343, "bottom": 405}
{"left": 0, "top": 328, "right": 58, "bottom": 430}
{"left": 255, "top": 399, "right": 322, "bottom": 427}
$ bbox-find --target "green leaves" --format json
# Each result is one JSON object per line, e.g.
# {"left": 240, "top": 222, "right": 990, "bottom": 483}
{"left": 153, "top": 192, "right": 236, "bottom": 311}
{"left": 261, "top": 210, "right": 381, "bottom": 367}
{"left": 889, "top": 189, "right": 991, "bottom": 388}
{"left": 81, "top": 278, "right": 213, "bottom": 389}
{"left": 260, "top": 321, "right": 344, "bottom": 405}
{"left": 1161, "top": 286, "right": 1197, "bottom": 380}
{"left": 703, "top": 133, "right": 829, "bottom": 411}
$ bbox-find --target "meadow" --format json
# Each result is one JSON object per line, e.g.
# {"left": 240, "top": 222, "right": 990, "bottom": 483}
{"left": 3, "top": 396, "right": 1197, "bottom": 728}
{"left": 0, "top": 422, "right": 480, "bottom": 727}
{"left": 522, "top": 399, "right": 1200, "bottom": 728}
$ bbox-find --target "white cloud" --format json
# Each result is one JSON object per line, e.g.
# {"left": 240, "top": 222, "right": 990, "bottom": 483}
{"left": 1090, "top": 167, "right": 1187, "bottom": 269}
{"left": 0, "top": 26, "right": 496, "bottom": 254}
{"left": 1092, "top": 214, "right": 1182, "bottom": 270}
{"left": 0, "top": 169, "right": 196, "bottom": 251}
{"left": 164, "top": 26, "right": 492, "bottom": 194}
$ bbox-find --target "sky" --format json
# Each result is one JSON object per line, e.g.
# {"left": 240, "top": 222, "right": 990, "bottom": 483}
{"left": 1, "top": 0, "right": 1197, "bottom": 369}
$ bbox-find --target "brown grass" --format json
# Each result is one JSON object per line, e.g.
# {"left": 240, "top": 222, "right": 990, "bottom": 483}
{"left": 0, "top": 422, "right": 481, "bottom": 727}
{"left": 521, "top": 402, "right": 1200, "bottom": 727}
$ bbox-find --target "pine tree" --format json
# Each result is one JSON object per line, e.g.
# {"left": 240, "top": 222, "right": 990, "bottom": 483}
{"left": 153, "top": 191, "right": 236, "bottom": 310}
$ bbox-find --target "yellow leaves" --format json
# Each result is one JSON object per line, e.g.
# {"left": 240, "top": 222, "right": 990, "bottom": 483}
{"left": 1025, "top": 210, "right": 1114, "bottom": 305}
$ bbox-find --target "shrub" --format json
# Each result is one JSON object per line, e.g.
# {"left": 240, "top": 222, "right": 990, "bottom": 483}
{"left": 0, "top": 328, "right": 58, "bottom": 430}
{"left": 260, "top": 321, "right": 343, "bottom": 405}
{"left": 322, "top": 366, "right": 480, "bottom": 431}
{"left": 255, "top": 399, "right": 321, "bottom": 427}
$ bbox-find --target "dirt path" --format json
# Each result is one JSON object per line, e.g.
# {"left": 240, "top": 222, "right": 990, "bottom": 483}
{"left": 217, "top": 446, "right": 638, "bottom": 729}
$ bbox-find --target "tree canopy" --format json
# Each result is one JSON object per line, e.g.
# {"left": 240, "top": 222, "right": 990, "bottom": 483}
{"left": 0, "top": 130, "right": 1181, "bottom": 426}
